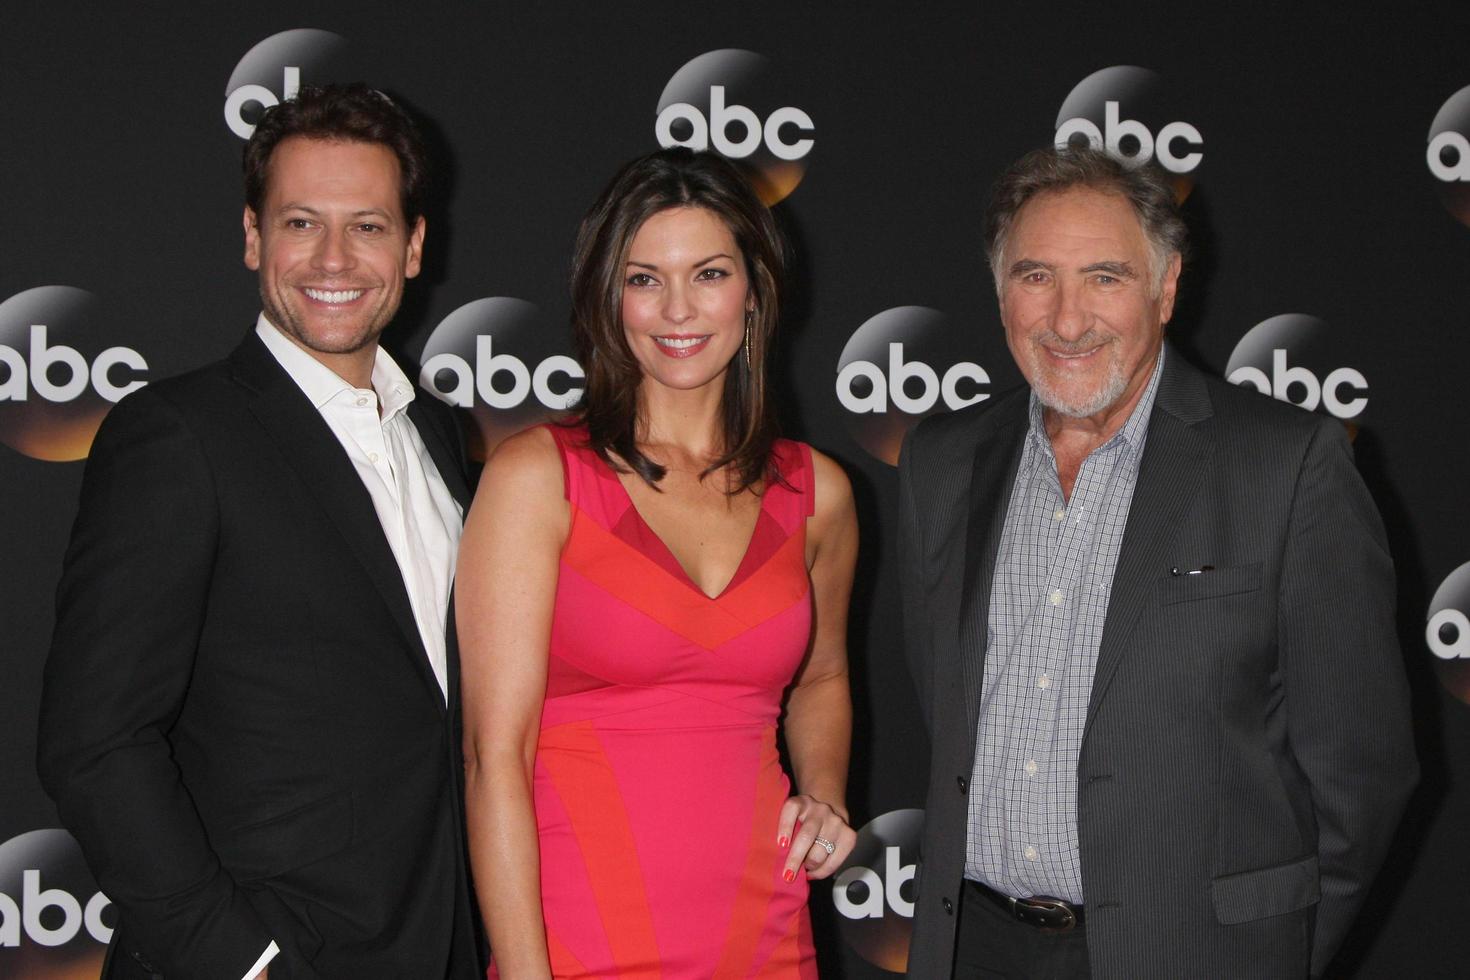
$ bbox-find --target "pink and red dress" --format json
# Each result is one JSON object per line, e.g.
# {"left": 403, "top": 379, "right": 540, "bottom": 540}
{"left": 502, "top": 423, "right": 819, "bottom": 978}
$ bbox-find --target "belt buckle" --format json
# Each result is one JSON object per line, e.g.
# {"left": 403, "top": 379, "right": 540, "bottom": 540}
{"left": 1012, "top": 895, "right": 1077, "bottom": 932}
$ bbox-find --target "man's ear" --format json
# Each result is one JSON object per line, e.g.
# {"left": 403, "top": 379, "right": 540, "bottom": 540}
{"left": 243, "top": 206, "right": 261, "bottom": 272}
{"left": 1157, "top": 252, "right": 1183, "bottom": 325}
{"left": 404, "top": 216, "right": 426, "bottom": 279}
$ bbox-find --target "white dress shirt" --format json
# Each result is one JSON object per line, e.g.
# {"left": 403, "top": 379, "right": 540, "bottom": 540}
{"left": 242, "top": 314, "right": 464, "bottom": 978}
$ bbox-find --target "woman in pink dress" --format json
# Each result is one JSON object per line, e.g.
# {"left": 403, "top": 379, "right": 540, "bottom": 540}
{"left": 458, "top": 148, "right": 859, "bottom": 978}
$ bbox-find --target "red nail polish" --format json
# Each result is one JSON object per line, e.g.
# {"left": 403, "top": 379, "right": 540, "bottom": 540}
{"left": 778, "top": 835, "right": 789, "bottom": 849}
{"left": 783, "top": 868, "right": 796, "bottom": 883}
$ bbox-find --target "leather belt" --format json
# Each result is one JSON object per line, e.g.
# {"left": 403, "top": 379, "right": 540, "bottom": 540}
{"left": 965, "top": 878, "right": 1085, "bottom": 931}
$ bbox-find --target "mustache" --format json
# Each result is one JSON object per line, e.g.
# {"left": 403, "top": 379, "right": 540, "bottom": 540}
{"left": 1033, "top": 331, "right": 1113, "bottom": 355}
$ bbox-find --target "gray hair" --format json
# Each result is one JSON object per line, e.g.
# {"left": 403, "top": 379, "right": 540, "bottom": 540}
{"left": 984, "top": 146, "right": 1187, "bottom": 295}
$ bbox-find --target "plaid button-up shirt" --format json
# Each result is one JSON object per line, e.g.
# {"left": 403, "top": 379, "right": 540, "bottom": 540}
{"left": 965, "top": 350, "right": 1164, "bottom": 903}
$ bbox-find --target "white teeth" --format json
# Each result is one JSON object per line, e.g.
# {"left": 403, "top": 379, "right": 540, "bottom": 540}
{"left": 304, "top": 288, "right": 364, "bottom": 304}
{"left": 654, "top": 336, "right": 706, "bottom": 349}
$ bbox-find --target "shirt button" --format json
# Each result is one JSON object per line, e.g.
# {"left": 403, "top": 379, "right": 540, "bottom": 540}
{"left": 368, "top": 452, "right": 380, "bottom": 463}
{"left": 1053, "top": 507, "right": 1066, "bottom": 521}
{"left": 1023, "top": 845, "right": 1039, "bottom": 861}
{"left": 1024, "top": 759, "right": 1038, "bottom": 775}
{"left": 355, "top": 396, "right": 369, "bottom": 407}
{"left": 1049, "top": 589, "right": 1063, "bottom": 606}
{"left": 1037, "top": 673, "right": 1052, "bottom": 690}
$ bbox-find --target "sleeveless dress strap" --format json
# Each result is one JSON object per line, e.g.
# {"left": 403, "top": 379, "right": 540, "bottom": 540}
{"left": 543, "top": 423, "right": 634, "bottom": 529}
{"left": 761, "top": 439, "right": 816, "bottom": 535}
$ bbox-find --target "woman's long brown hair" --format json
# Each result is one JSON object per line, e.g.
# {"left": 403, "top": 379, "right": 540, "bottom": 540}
{"left": 568, "top": 148, "right": 787, "bottom": 494}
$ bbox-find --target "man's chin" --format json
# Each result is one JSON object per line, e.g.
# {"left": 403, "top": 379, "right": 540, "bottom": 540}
{"left": 1032, "top": 377, "right": 1125, "bottom": 420}
{"left": 274, "top": 316, "right": 385, "bottom": 358}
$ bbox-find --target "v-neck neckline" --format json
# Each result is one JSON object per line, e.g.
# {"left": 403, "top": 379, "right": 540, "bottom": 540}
{"left": 611, "top": 468, "right": 770, "bottom": 602}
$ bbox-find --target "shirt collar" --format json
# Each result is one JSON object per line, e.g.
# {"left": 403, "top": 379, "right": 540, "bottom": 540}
{"left": 254, "top": 313, "right": 416, "bottom": 419}
{"left": 1025, "top": 345, "right": 1166, "bottom": 454}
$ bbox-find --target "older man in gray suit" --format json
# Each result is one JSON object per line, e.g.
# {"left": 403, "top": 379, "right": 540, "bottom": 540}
{"left": 899, "top": 146, "right": 1416, "bottom": 978}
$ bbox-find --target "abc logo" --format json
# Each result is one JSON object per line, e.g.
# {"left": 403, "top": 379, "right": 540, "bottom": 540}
{"left": 0, "top": 829, "right": 111, "bottom": 978}
{"left": 829, "top": 808, "right": 922, "bottom": 973}
{"left": 1054, "top": 66, "right": 1202, "bottom": 199}
{"left": 836, "top": 306, "right": 992, "bottom": 466}
{"left": 1427, "top": 561, "right": 1470, "bottom": 705}
{"left": 224, "top": 29, "right": 349, "bottom": 140}
{"left": 1225, "top": 314, "right": 1367, "bottom": 422}
{"left": 1427, "top": 84, "right": 1470, "bottom": 227}
{"left": 0, "top": 286, "right": 149, "bottom": 462}
{"left": 419, "top": 297, "right": 583, "bottom": 459}
{"left": 655, "top": 49, "right": 814, "bottom": 204}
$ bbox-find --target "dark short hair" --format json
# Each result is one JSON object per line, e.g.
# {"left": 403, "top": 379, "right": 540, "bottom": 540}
{"left": 243, "top": 83, "right": 430, "bottom": 225}
{"left": 569, "top": 148, "right": 787, "bottom": 493}
{"left": 985, "top": 145, "right": 1187, "bottom": 292}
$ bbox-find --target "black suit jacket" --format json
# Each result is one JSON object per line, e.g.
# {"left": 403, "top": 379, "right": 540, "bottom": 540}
{"left": 900, "top": 350, "right": 1416, "bottom": 978}
{"left": 37, "top": 331, "right": 481, "bottom": 979}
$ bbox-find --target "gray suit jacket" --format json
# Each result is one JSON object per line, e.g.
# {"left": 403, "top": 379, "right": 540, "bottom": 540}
{"left": 899, "top": 349, "right": 1416, "bottom": 978}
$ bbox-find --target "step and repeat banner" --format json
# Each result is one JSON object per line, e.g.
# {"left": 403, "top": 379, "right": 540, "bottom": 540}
{"left": 4, "top": 2, "right": 1470, "bottom": 976}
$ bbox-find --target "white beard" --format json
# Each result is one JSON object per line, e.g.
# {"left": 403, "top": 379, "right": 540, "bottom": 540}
{"left": 1026, "top": 336, "right": 1129, "bottom": 419}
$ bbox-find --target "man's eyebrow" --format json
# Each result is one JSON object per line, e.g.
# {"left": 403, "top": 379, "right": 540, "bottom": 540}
{"left": 1080, "top": 260, "right": 1139, "bottom": 278}
{"left": 1008, "top": 259, "right": 1053, "bottom": 277}
{"left": 274, "top": 204, "right": 394, "bottom": 219}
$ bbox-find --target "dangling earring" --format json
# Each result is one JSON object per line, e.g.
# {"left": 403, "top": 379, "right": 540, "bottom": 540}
{"left": 744, "top": 309, "right": 755, "bottom": 366}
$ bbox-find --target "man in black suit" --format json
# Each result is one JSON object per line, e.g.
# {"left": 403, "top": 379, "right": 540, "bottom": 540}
{"left": 900, "top": 147, "right": 1416, "bottom": 978}
{"left": 37, "top": 84, "right": 479, "bottom": 979}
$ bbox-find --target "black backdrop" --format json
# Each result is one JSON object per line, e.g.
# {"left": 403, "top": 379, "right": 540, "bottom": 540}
{"left": 4, "top": 2, "right": 1470, "bottom": 976}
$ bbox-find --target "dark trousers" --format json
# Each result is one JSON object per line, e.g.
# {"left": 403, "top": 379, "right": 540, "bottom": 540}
{"left": 953, "top": 879, "right": 1092, "bottom": 980}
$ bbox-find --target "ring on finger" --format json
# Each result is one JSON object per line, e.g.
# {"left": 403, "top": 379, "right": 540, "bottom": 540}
{"left": 813, "top": 836, "right": 836, "bottom": 855}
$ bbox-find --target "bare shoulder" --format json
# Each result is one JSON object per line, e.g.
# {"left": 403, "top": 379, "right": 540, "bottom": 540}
{"left": 481, "top": 426, "right": 563, "bottom": 494}
{"left": 466, "top": 426, "right": 568, "bottom": 534}
{"left": 805, "top": 446, "right": 857, "bottom": 543}
{"left": 808, "top": 446, "right": 854, "bottom": 511}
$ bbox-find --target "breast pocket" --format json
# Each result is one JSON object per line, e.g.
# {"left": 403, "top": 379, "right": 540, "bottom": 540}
{"left": 1158, "top": 561, "right": 1262, "bottom": 606}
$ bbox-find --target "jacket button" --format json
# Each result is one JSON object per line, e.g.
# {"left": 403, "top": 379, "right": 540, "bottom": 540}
{"left": 957, "top": 775, "right": 968, "bottom": 794}
{"left": 942, "top": 897, "right": 953, "bottom": 914}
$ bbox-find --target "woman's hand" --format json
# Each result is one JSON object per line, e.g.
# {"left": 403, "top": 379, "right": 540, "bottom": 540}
{"left": 777, "top": 794, "right": 857, "bottom": 881}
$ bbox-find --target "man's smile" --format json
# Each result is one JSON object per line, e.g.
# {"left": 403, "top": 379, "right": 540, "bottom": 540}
{"left": 302, "top": 287, "right": 367, "bottom": 305}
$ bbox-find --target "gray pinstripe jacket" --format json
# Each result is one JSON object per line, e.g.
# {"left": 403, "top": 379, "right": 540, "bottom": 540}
{"left": 900, "top": 348, "right": 1416, "bottom": 978}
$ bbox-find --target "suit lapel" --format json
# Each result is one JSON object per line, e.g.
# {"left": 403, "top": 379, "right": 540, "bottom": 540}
{"left": 404, "top": 396, "right": 471, "bottom": 718}
{"left": 228, "top": 332, "right": 447, "bottom": 712}
{"left": 1085, "top": 350, "right": 1215, "bottom": 728}
{"left": 957, "top": 394, "right": 1029, "bottom": 733}
{"left": 407, "top": 397, "right": 472, "bottom": 513}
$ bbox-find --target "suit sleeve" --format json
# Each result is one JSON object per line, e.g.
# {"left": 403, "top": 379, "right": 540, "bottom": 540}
{"left": 1278, "top": 420, "right": 1417, "bottom": 975}
{"left": 897, "top": 426, "right": 935, "bottom": 733}
{"left": 36, "top": 388, "right": 273, "bottom": 977}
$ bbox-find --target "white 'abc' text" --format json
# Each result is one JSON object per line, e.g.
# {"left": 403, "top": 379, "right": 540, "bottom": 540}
{"left": 656, "top": 87, "right": 814, "bottom": 161}
{"left": 225, "top": 67, "right": 301, "bottom": 140}
{"left": 421, "top": 337, "right": 584, "bottom": 411}
{"left": 1226, "top": 349, "right": 1367, "bottom": 419}
{"left": 0, "top": 872, "right": 112, "bottom": 947}
{"left": 0, "top": 326, "right": 148, "bottom": 403}
{"left": 833, "top": 846, "right": 915, "bottom": 919}
{"left": 1428, "top": 607, "right": 1470, "bottom": 660}
{"left": 837, "top": 343, "right": 989, "bottom": 414}
{"left": 1055, "top": 102, "right": 1203, "bottom": 173}
{"left": 1428, "top": 130, "right": 1470, "bottom": 182}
